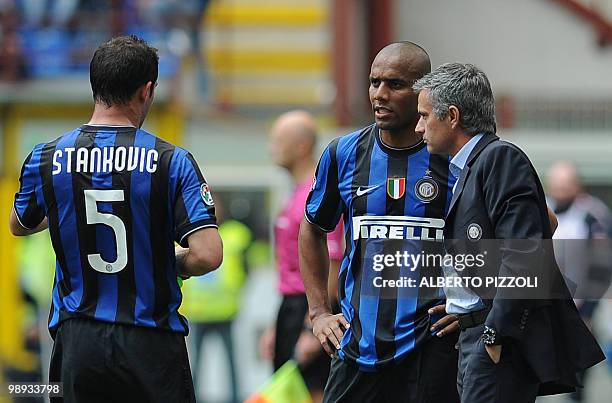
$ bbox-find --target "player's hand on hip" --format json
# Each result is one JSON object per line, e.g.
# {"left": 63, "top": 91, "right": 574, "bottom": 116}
{"left": 312, "top": 313, "right": 350, "bottom": 357}
{"left": 428, "top": 304, "right": 459, "bottom": 337}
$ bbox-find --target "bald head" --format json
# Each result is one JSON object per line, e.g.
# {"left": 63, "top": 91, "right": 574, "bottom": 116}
{"left": 374, "top": 41, "right": 431, "bottom": 79}
{"left": 269, "top": 110, "right": 318, "bottom": 170}
{"left": 547, "top": 161, "right": 582, "bottom": 205}
{"left": 369, "top": 42, "right": 431, "bottom": 136}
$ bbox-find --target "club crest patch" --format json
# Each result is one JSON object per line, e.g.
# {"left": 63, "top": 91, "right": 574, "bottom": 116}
{"left": 467, "top": 223, "right": 482, "bottom": 241}
{"left": 414, "top": 170, "right": 439, "bottom": 203}
{"left": 200, "top": 184, "right": 214, "bottom": 206}
{"left": 387, "top": 177, "right": 406, "bottom": 199}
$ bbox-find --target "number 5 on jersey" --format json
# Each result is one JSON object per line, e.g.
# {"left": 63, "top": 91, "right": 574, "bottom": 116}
{"left": 84, "top": 189, "right": 128, "bottom": 274}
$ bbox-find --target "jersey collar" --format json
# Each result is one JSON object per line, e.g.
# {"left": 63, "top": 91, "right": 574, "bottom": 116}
{"left": 374, "top": 126, "right": 426, "bottom": 158}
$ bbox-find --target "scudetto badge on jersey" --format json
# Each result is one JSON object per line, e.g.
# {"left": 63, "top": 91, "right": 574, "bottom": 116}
{"left": 467, "top": 223, "right": 482, "bottom": 241}
{"left": 200, "top": 184, "right": 214, "bottom": 206}
{"left": 414, "top": 171, "right": 439, "bottom": 203}
{"left": 387, "top": 177, "right": 406, "bottom": 199}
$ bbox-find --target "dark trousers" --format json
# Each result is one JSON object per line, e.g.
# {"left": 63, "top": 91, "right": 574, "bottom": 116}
{"left": 273, "top": 294, "right": 309, "bottom": 371}
{"left": 457, "top": 324, "right": 539, "bottom": 403}
{"left": 49, "top": 318, "right": 195, "bottom": 403}
{"left": 190, "top": 321, "right": 239, "bottom": 403}
{"left": 323, "top": 334, "right": 460, "bottom": 403}
{"left": 274, "top": 294, "right": 330, "bottom": 390}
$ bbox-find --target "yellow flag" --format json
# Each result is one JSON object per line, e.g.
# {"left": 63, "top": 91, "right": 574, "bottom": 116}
{"left": 245, "top": 360, "right": 311, "bottom": 403}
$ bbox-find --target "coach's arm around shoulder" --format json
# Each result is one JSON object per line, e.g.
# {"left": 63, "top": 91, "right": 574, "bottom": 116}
{"left": 9, "top": 209, "right": 48, "bottom": 236}
{"left": 299, "top": 217, "right": 349, "bottom": 357}
{"left": 176, "top": 227, "right": 223, "bottom": 278}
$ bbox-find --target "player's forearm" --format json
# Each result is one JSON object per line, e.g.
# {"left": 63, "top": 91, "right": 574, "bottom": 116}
{"left": 299, "top": 218, "right": 332, "bottom": 321}
{"left": 328, "top": 258, "right": 341, "bottom": 308}
{"left": 9, "top": 209, "right": 48, "bottom": 236}
{"left": 175, "top": 247, "right": 191, "bottom": 278}
{"left": 175, "top": 228, "right": 223, "bottom": 277}
{"left": 175, "top": 245, "right": 220, "bottom": 278}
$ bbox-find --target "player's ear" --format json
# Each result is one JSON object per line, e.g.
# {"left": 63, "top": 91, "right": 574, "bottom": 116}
{"left": 448, "top": 105, "right": 460, "bottom": 129}
{"left": 139, "top": 81, "right": 154, "bottom": 101}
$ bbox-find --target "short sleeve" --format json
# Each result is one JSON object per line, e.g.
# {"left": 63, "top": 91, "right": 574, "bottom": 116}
{"left": 305, "top": 139, "right": 342, "bottom": 232}
{"left": 14, "top": 146, "right": 46, "bottom": 229}
{"left": 172, "top": 150, "right": 217, "bottom": 247}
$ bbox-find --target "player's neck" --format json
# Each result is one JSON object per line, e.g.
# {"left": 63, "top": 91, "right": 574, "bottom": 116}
{"left": 290, "top": 159, "right": 316, "bottom": 184}
{"left": 379, "top": 128, "right": 422, "bottom": 149}
{"left": 88, "top": 102, "right": 141, "bottom": 128}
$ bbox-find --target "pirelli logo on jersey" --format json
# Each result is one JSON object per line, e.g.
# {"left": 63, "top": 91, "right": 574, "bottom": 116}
{"left": 352, "top": 215, "right": 445, "bottom": 242}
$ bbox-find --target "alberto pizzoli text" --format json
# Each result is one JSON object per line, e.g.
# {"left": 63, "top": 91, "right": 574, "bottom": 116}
{"left": 373, "top": 276, "right": 539, "bottom": 289}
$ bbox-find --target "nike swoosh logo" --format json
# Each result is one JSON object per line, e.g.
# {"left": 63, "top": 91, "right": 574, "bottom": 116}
{"left": 356, "top": 185, "right": 381, "bottom": 197}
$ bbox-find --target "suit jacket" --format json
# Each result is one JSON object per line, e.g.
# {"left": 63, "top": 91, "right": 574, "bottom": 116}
{"left": 444, "top": 133, "right": 605, "bottom": 395}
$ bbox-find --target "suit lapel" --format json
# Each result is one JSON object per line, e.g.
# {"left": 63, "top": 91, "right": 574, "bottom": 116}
{"left": 446, "top": 134, "right": 499, "bottom": 220}
{"left": 447, "top": 165, "right": 470, "bottom": 217}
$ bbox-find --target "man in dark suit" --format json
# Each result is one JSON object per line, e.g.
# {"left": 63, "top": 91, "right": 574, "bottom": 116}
{"left": 412, "top": 62, "right": 605, "bottom": 403}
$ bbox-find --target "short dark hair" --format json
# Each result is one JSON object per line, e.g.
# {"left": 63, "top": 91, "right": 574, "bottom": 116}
{"left": 90, "top": 35, "right": 159, "bottom": 106}
{"left": 413, "top": 63, "right": 496, "bottom": 136}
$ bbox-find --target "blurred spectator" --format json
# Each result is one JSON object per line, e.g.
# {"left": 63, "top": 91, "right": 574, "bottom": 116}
{"left": 3, "top": 233, "right": 51, "bottom": 403}
{"left": 181, "top": 201, "right": 250, "bottom": 403}
{"left": 0, "top": 6, "right": 28, "bottom": 81}
{"left": 1, "top": 286, "right": 43, "bottom": 403}
{"left": 138, "top": 0, "right": 211, "bottom": 95}
{"left": 547, "top": 160, "right": 612, "bottom": 402}
{"left": 1, "top": 0, "right": 205, "bottom": 81}
{"left": 548, "top": 161, "right": 612, "bottom": 296}
{"left": 15, "top": 0, "right": 79, "bottom": 28}
{"left": 260, "top": 110, "right": 344, "bottom": 403}
{"left": 18, "top": 232, "right": 56, "bottom": 387}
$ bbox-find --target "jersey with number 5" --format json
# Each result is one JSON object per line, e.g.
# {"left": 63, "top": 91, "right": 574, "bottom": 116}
{"left": 14, "top": 125, "right": 217, "bottom": 335}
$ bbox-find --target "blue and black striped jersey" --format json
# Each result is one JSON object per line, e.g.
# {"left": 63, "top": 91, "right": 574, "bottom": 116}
{"left": 14, "top": 125, "right": 216, "bottom": 335}
{"left": 305, "top": 124, "right": 456, "bottom": 370}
